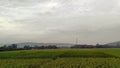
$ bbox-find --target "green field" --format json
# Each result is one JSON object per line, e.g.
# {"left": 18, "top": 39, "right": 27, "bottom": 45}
{"left": 0, "top": 48, "right": 120, "bottom": 68}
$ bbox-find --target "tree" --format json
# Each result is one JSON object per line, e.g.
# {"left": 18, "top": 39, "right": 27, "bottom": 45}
{"left": 24, "top": 45, "right": 31, "bottom": 49}
{"left": 11, "top": 44, "right": 17, "bottom": 49}
{"left": 8, "top": 44, "right": 17, "bottom": 49}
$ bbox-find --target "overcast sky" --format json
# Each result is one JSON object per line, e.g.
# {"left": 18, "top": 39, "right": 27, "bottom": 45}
{"left": 0, "top": 0, "right": 120, "bottom": 44}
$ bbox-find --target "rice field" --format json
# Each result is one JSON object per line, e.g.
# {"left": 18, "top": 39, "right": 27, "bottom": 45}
{"left": 0, "top": 48, "right": 120, "bottom": 68}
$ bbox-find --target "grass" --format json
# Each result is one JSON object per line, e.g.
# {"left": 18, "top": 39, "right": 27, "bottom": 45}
{"left": 0, "top": 58, "right": 120, "bottom": 68}
{"left": 43, "top": 58, "right": 120, "bottom": 68}
{"left": 0, "top": 59, "right": 52, "bottom": 68}
{"left": 0, "top": 48, "right": 119, "bottom": 59}
{"left": 0, "top": 48, "right": 120, "bottom": 68}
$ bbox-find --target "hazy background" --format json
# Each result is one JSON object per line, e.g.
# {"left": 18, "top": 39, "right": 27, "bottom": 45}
{"left": 0, "top": 0, "right": 120, "bottom": 44}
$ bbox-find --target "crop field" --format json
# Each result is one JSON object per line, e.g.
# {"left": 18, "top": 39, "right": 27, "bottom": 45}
{"left": 0, "top": 48, "right": 120, "bottom": 68}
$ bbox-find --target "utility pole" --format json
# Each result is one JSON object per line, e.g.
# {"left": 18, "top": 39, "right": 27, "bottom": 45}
{"left": 75, "top": 38, "right": 78, "bottom": 45}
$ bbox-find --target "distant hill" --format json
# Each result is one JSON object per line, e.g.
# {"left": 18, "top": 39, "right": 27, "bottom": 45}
{"left": 8, "top": 42, "right": 73, "bottom": 48}
{"left": 106, "top": 41, "right": 120, "bottom": 46}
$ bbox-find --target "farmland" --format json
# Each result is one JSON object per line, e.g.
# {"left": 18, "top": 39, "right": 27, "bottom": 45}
{"left": 0, "top": 48, "right": 120, "bottom": 68}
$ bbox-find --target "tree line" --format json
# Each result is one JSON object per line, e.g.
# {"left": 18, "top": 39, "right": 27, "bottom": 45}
{"left": 0, "top": 43, "right": 120, "bottom": 51}
{"left": 0, "top": 44, "right": 58, "bottom": 51}
{"left": 71, "top": 44, "right": 120, "bottom": 48}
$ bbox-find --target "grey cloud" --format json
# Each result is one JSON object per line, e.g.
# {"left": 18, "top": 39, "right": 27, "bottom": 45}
{"left": 0, "top": 0, "right": 120, "bottom": 44}
{"left": 0, "top": 0, "right": 120, "bottom": 20}
{"left": 0, "top": 25, "right": 2, "bottom": 27}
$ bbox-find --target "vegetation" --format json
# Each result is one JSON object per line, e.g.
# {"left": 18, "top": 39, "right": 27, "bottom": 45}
{"left": 0, "top": 58, "right": 120, "bottom": 68}
{"left": 0, "top": 48, "right": 120, "bottom": 68}
{"left": 0, "top": 44, "right": 58, "bottom": 51}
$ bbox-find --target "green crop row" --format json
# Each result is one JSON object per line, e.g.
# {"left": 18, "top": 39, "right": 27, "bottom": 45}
{"left": 43, "top": 58, "right": 120, "bottom": 68}
{"left": 0, "top": 58, "right": 119, "bottom": 68}
{"left": 0, "top": 48, "right": 119, "bottom": 68}
{"left": 0, "top": 48, "right": 119, "bottom": 59}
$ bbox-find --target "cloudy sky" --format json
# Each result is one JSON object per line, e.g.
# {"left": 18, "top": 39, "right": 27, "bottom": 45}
{"left": 0, "top": 0, "right": 120, "bottom": 44}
